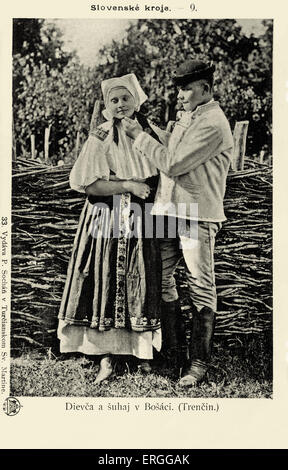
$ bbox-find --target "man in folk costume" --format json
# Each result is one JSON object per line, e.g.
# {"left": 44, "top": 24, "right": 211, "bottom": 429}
{"left": 123, "top": 60, "right": 234, "bottom": 386}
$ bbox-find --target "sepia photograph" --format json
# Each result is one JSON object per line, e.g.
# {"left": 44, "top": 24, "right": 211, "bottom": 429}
{"left": 10, "top": 17, "right": 273, "bottom": 399}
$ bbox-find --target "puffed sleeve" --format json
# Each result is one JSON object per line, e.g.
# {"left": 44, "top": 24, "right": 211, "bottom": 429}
{"left": 69, "top": 134, "right": 111, "bottom": 193}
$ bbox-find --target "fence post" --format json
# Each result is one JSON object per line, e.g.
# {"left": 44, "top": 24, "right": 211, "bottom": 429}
{"left": 165, "top": 103, "right": 170, "bottom": 123}
{"left": 44, "top": 124, "right": 52, "bottom": 162}
{"left": 12, "top": 117, "right": 17, "bottom": 162}
{"left": 259, "top": 150, "right": 265, "bottom": 164}
{"left": 75, "top": 130, "right": 81, "bottom": 158}
{"left": 89, "top": 100, "right": 101, "bottom": 133}
{"left": 31, "top": 134, "right": 36, "bottom": 159}
{"left": 231, "top": 120, "right": 249, "bottom": 171}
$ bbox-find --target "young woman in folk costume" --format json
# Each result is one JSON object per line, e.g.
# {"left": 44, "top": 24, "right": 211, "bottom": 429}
{"left": 58, "top": 74, "right": 167, "bottom": 384}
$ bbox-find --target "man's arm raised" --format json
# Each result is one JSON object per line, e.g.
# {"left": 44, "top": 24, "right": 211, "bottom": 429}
{"left": 123, "top": 116, "right": 222, "bottom": 177}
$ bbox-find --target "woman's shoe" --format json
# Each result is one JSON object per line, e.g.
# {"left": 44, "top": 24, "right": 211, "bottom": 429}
{"left": 94, "top": 355, "right": 114, "bottom": 384}
{"left": 138, "top": 360, "right": 152, "bottom": 374}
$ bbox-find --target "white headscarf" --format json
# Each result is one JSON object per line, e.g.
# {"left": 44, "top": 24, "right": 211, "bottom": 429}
{"left": 101, "top": 73, "right": 148, "bottom": 120}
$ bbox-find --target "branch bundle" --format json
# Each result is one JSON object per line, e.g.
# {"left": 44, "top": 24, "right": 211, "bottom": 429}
{"left": 11, "top": 158, "right": 272, "bottom": 351}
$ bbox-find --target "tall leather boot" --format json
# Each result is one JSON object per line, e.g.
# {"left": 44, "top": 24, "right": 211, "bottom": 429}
{"left": 160, "top": 299, "right": 178, "bottom": 350}
{"left": 179, "top": 306, "right": 216, "bottom": 387}
{"left": 174, "top": 300, "right": 189, "bottom": 370}
{"left": 160, "top": 299, "right": 187, "bottom": 374}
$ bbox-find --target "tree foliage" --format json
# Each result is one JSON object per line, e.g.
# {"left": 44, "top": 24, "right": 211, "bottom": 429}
{"left": 13, "top": 18, "right": 272, "bottom": 161}
{"left": 13, "top": 19, "right": 97, "bottom": 159}
{"left": 97, "top": 19, "right": 272, "bottom": 156}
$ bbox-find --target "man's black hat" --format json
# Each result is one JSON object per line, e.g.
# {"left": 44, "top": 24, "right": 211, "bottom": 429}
{"left": 173, "top": 60, "right": 215, "bottom": 87}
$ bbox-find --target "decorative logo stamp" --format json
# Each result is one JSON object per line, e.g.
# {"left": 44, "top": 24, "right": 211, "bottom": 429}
{"left": 3, "top": 397, "right": 22, "bottom": 416}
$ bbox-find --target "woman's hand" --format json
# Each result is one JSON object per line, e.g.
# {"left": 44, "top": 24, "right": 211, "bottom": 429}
{"left": 122, "top": 117, "right": 143, "bottom": 140}
{"left": 124, "top": 181, "right": 151, "bottom": 199}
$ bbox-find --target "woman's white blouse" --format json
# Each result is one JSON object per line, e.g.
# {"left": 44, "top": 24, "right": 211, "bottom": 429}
{"left": 69, "top": 120, "right": 165, "bottom": 193}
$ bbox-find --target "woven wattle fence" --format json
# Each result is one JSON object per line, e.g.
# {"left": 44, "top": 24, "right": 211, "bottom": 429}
{"left": 11, "top": 157, "right": 272, "bottom": 353}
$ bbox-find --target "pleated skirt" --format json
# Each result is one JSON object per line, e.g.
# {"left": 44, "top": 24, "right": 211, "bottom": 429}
{"left": 58, "top": 193, "right": 162, "bottom": 357}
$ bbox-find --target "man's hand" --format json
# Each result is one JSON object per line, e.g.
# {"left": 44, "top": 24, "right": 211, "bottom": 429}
{"left": 122, "top": 117, "right": 143, "bottom": 140}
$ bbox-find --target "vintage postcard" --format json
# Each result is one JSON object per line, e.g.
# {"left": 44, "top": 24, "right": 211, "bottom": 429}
{"left": 0, "top": 0, "right": 287, "bottom": 450}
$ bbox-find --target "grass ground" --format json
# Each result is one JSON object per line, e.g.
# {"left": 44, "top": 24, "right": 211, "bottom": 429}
{"left": 11, "top": 340, "right": 272, "bottom": 398}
